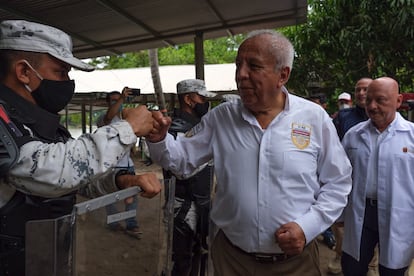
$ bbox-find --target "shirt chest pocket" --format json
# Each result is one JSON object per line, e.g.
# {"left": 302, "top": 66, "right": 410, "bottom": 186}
{"left": 268, "top": 150, "right": 317, "bottom": 180}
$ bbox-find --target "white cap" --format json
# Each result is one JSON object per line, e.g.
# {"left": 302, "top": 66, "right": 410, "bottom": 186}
{"left": 338, "top": 92, "right": 351, "bottom": 101}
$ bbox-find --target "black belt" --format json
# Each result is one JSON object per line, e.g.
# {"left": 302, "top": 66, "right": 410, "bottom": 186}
{"left": 222, "top": 230, "right": 291, "bottom": 263}
{"left": 252, "top": 253, "right": 290, "bottom": 263}
{"left": 366, "top": 198, "right": 378, "bottom": 206}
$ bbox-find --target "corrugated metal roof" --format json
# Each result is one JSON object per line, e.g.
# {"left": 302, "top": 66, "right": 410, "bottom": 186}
{"left": 0, "top": 0, "right": 307, "bottom": 59}
{"left": 1, "top": 0, "right": 307, "bottom": 131}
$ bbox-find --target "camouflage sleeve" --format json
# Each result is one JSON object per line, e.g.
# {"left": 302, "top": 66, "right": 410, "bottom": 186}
{"left": 6, "top": 120, "right": 136, "bottom": 197}
{"left": 78, "top": 167, "right": 119, "bottom": 198}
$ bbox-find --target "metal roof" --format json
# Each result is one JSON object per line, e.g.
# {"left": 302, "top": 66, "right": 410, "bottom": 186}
{"left": 1, "top": 0, "right": 307, "bottom": 132}
{"left": 0, "top": 0, "right": 307, "bottom": 59}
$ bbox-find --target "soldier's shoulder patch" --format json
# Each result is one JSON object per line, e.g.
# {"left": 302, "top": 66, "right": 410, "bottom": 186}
{"left": 291, "top": 122, "right": 312, "bottom": 149}
{"left": 185, "top": 123, "right": 202, "bottom": 138}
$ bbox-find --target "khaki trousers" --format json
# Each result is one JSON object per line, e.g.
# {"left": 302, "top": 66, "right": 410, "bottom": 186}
{"left": 211, "top": 230, "right": 321, "bottom": 276}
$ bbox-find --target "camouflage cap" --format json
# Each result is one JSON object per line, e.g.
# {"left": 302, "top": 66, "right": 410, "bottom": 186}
{"left": 0, "top": 20, "right": 94, "bottom": 72}
{"left": 221, "top": 93, "right": 241, "bottom": 103}
{"left": 176, "top": 79, "right": 217, "bottom": 98}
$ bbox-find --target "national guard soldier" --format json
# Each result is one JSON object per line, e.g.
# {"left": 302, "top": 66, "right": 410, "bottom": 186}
{"left": 0, "top": 20, "right": 161, "bottom": 275}
{"left": 164, "top": 79, "right": 216, "bottom": 276}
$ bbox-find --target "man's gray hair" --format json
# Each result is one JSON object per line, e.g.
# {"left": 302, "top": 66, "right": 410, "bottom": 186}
{"left": 245, "top": 29, "right": 294, "bottom": 71}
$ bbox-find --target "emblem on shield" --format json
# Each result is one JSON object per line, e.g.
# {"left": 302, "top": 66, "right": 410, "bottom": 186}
{"left": 291, "top": 123, "right": 311, "bottom": 149}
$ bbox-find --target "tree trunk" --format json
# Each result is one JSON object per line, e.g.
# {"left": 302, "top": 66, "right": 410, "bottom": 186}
{"left": 148, "top": 49, "right": 166, "bottom": 112}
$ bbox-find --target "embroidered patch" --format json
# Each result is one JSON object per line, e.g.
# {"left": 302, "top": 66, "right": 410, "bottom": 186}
{"left": 291, "top": 123, "right": 311, "bottom": 149}
{"left": 402, "top": 147, "right": 414, "bottom": 153}
{"left": 185, "top": 123, "right": 202, "bottom": 138}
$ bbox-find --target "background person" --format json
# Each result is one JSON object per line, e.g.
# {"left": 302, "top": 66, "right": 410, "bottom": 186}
{"left": 337, "top": 92, "right": 352, "bottom": 110}
{"left": 328, "top": 77, "right": 375, "bottom": 275}
{"left": 331, "top": 92, "right": 352, "bottom": 119}
{"left": 147, "top": 29, "right": 352, "bottom": 276}
{"left": 97, "top": 89, "right": 142, "bottom": 239}
{"left": 0, "top": 20, "right": 161, "bottom": 275}
{"left": 333, "top": 78, "right": 373, "bottom": 139}
{"left": 164, "top": 78, "right": 216, "bottom": 276}
{"left": 308, "top": 93, "right": 328, "bottom": 110}
{"left": 341, "top": 77, "right": 414, "bottom": 276}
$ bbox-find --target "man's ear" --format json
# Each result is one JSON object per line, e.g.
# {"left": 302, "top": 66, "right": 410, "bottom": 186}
{"left": 14, "top": 60, "right": 31, "bottom": 84}
{"left": 183, "top": 94, "right": 192, "bottom": 106}
{"left": 277, "top": 66, "right": 291, "bottom": 88}
{"left": 396, "top": 94, "right": 403, "bottom": 109}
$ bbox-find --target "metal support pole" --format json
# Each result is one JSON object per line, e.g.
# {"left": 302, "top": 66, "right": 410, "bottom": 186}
{"left": 194, "top": 31, "right": 205, "bottom": 80}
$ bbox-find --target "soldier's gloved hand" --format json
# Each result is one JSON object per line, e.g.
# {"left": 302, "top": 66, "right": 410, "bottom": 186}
{"left": 115, "top": 172, "right": 161, "bottom": 198}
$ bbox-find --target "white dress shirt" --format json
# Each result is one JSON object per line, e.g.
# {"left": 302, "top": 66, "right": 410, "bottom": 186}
{"left": 148, "top": 87, "right": 352, "bottom": 253}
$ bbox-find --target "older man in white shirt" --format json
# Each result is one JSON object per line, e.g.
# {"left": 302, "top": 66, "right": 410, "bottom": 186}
{"left": 147, "top": 29, "right": 352, "bottom": 276}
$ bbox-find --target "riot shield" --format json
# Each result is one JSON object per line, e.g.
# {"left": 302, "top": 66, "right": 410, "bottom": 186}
{"left": 161, "top": 176, "right": 175, "bottom": 276}
{"left": 25, "top": 177, "right": 176, "bottom": 276}
{"left": 190, "top": 162, "right": 214, "bottom": 276}
{"left": 26, "top": 214, "right": 74, "bottom": 276}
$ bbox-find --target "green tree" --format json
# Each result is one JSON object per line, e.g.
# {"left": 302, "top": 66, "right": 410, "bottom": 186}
{"left": 283, "top": 0, "right": 414, "bottom": 109}
{"left": 88, "top": 36, "right": 243, "bottom": 69}
{"left": 87, "top": 0, "right": 414, "bottom": 115}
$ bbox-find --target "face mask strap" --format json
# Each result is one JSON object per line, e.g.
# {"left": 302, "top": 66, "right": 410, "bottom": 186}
{"left": 21, "top": 59, "right": 44, "bottom": 81}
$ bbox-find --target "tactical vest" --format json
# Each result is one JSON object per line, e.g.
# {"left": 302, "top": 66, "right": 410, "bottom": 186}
{"left": 164, "top": 110, "right": 212, "bottom": 218}
{"left": 0, "top": 99, "right": 19, "bottom": 178}
{"left": 167, "top": 110, "right": 213, "bottom": 276}
{"left": 0, "top": 93, "right": 75, "bottom": 276}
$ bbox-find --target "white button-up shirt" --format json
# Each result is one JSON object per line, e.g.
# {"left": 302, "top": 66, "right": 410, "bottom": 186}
{"left": 148, "top": 88, "right": 352, "bottom": 253}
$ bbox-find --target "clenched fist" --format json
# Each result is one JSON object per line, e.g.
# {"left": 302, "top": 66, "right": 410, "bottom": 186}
{"left": 115, "top": 172, "right": 162, "bottom": 198}
{"left": 122, "top": 105, "right": 154, "bottom": 137}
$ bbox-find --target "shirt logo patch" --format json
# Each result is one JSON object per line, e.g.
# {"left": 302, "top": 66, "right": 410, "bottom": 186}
{"left": 291, "top": 123, "right": 311, "bottom": 149}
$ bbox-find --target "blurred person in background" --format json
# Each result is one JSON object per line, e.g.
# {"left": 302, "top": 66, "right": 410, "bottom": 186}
{"left": 97, "top": 89, "right": 142, "bottom": 239}
{"left": 164, "top": 79, "right": 216, "bottom": 276}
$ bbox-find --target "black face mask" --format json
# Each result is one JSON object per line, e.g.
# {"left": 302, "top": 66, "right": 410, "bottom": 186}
{"left": 31, "top": 79, "right": 75, "bottom": 114}
{"left": 23, "top": 60, "right": 75, "bottom": 114}
{"left": 193, "top": 102, "right": 210, "bottom": 118}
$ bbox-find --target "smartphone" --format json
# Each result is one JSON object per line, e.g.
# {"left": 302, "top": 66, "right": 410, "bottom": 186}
{"left": 130, "top": 88, "right": 141, "bottom": 96}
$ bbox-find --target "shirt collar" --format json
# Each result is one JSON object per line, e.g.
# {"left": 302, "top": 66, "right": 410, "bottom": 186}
{"left": 240, "top": 86, "right": 290, "bottom": 125}
{"left": 369, "top": 113, "right": 398, "bottom": 134}
{"left": 281, "top": 86, "right": 290, "bottom": 112}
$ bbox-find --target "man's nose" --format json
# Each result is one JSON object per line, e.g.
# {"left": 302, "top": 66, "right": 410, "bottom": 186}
{"left": 236, "top": 65, "right": 249, "bottom": 80}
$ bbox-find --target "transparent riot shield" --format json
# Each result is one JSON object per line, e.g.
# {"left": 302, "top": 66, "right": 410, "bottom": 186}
{"left": 26, "top": 214, "right": 74, "bottom": 276}
{"left": 26, "top": 177, "right": 175, "bottom": 276}
{"left": 161, "top": 176, "right": 175, "bottom": 276}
